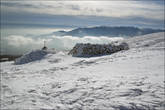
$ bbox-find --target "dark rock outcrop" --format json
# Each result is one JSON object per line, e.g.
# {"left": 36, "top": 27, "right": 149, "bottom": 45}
{"left": 68, "top": 42, "right": 129, "bottom": 57}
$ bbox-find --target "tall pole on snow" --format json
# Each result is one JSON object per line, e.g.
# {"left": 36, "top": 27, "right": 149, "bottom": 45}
{"left": 42, "top": 40, "right": 47, "bottom": 50}
{"left": 44, "top": 40, "right": 46, "bottom": 47}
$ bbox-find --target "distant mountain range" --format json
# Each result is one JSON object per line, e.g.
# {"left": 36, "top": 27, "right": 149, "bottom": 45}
{"left": 53, "top": 26, "right": 164, "bottom": 37}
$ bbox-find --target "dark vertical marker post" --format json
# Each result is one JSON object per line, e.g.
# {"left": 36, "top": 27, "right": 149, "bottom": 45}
{"left": 42, "top": 40, "right": 47, "bottom": 50}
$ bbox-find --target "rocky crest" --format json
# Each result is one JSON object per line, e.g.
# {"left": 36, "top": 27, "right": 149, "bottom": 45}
{"left": 68, "top": 42, "right": 129, "bottom": 57}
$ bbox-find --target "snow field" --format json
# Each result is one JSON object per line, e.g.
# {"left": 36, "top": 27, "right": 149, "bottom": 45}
{"left": 0, "top": 32, "right": 164, "bottom": 109}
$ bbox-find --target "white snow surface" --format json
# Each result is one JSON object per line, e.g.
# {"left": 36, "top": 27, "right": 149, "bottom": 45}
{"left": 0, "top": 32, "right": 164, "bottom": 110}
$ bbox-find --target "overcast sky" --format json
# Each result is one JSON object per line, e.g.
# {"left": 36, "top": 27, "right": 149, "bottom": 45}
{"left": 1, "top": 0, "right": 164, "bottom": 29}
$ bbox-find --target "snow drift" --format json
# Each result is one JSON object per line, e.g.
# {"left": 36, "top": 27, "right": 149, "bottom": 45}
{"left": 68, "top": 42, "right": 129, "bottom": 57}
{"left": 14, "top": 50, "right": 49, "bottom": 65}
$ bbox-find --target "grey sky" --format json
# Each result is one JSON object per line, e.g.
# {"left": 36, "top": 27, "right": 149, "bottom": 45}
{"left": 1, "top": 0, "right": 164, "bottom": 29}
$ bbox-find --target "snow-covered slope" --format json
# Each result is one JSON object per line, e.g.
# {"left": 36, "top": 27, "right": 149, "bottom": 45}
{"left": 0, "top": 32, "right": 164, "bottom": 110}
{"left": 14, "top": 49, "right": 56, "bottom": 65}
{"left": 14, "top": 50, "right": 48, "bottom": 65}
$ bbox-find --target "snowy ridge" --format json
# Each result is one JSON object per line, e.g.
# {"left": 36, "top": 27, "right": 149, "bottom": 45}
{"left": 125, "top": 32, "right": 164, "bottom": 49}
{"left": 14, "top": 50, "right": 48, "bottom": 65}
{"left": 0, "top": 32, "right": 164, "bottom": 109}
{"left": 15, "top": 49, "right": 56, "bottom": 65}
{"left": 55, "top": 26, "right": 165, "bottom": 37}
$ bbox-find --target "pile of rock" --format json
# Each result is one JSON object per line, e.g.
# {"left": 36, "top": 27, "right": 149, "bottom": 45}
{"left": 68, "top": 42, "right": 129, "bottom": 57}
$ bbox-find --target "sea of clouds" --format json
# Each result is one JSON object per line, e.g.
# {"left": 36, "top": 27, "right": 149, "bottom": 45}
{"left": 1, "top": 34, "right": 124, "bottom": 55}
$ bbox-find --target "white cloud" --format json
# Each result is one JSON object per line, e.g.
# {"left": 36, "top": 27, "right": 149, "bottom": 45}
{"left": 5, "top": 35, "right": 43, "bottom": 47}
{"left": 2, "top": 34, "right": 123, "bottom": 55}
{"left": 52, "top": 35, "right": 123, "bottom": 49}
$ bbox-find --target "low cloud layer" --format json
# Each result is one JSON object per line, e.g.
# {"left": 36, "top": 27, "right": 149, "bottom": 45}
{"left": 1, "top": 35, "right": 123, "bottom": 55}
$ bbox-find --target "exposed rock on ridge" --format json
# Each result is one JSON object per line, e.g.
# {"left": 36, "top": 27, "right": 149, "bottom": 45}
{"left": 68, "top": 42, "right": 129, "bottom": 57}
